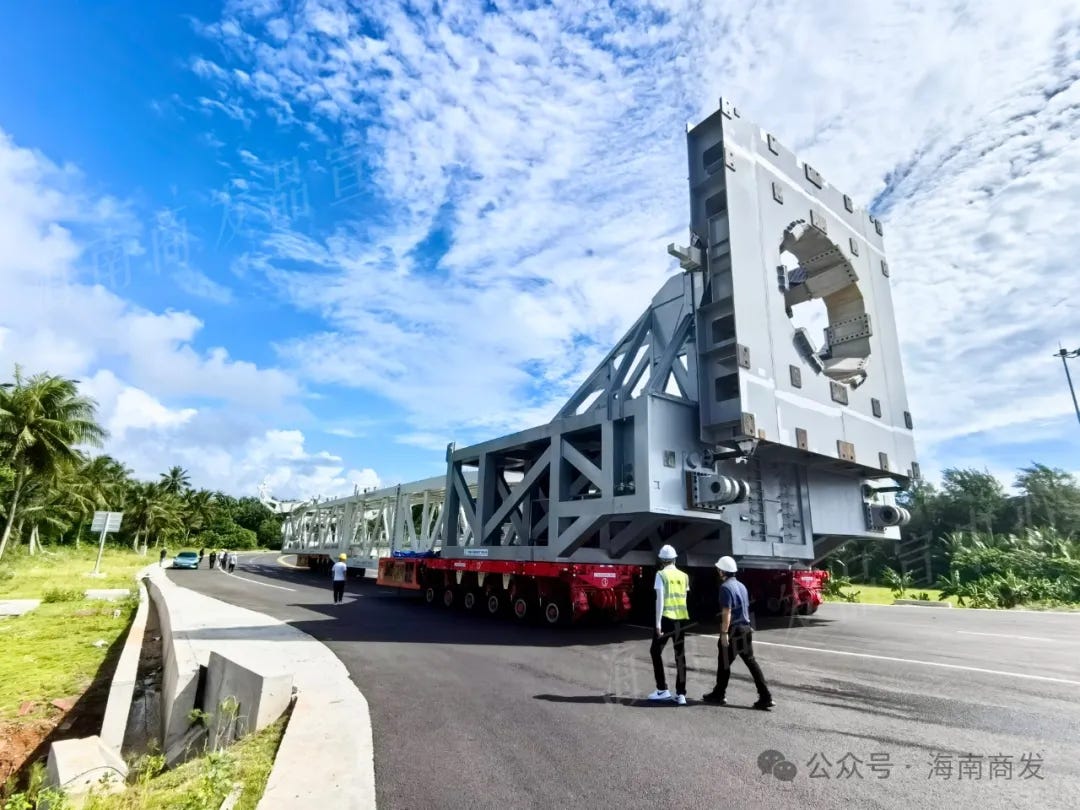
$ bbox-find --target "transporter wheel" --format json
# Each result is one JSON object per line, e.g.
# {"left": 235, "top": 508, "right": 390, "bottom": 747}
{"left": 512, "top": 596, "right": 530, "bottom": 621}
{"left": 543, "top": 599, "right": 571, "bottom": 627}
{"left": 463, "top": 590, "right": 477, "bottom": 610}
{"left": 442, "top": 587, "right": 455, "bottom": 608}
{"left": 424, "top": 586, "right": 437, "bottom": 605}
{"left": 486, "top": 592, "right": 502, "bottom": 615}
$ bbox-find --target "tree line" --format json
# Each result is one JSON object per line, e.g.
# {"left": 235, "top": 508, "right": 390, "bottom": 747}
{"left": 827, "top": 465, "right": 1080, "bottom": 607}
{"left": 0, "top": 367, "right": 284, "bottom": 561}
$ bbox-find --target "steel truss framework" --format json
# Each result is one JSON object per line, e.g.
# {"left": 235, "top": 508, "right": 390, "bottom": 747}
{"left": 281, "top": 474, "right": 478, "bottom": 567}
{"left": 280, "top": 99, "right": 917, "bottom": 572}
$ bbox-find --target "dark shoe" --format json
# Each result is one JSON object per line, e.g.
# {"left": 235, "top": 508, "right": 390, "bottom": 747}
{"left": 753, "top": 698, "right": 775, "bottom": 710}
{"left": 702, "top": 691, "right": 727, "bottom": 705}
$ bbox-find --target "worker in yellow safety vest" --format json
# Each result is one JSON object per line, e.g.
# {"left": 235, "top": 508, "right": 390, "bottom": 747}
{"left": 648, "top": 544, "right": 689, "bottom": 705}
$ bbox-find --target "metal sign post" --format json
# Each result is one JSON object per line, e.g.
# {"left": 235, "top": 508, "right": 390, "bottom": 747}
{"left": 91, "top": 511, "right": 124, "bottom": 575}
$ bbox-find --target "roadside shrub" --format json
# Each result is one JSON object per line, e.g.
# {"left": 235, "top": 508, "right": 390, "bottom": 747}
{"left": 194, "top": 525, "right": 258, "bottom": 551}
{"left": 42, "top": 587, "right": 84, "bottom": 603}
{"left": 951, "top": 547, "right": 1080, "bottom": 584}
{"left": 946, "top": 547, "right": 1080, "bottom": 607}
{"left": 821, "top": 575, "right": 860, "bottom": 603}
{"left": 880, "top": 566, "right": 913, "bottom": 599}
{"left": 180, "top": 750, "right": 235, "bottom": 810}
{"left": 256, "top": 517, "right": 282, "bottom": 548}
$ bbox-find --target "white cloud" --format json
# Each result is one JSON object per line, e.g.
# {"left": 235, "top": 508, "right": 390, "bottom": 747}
{"left": 395, "top": 432, "right": 452, "bottom": 453}
{"left": 172, "top": 265, "right": 235, "bottom": 304}
{"left": 81, "top": 369, "right": 197, "bottom": 441}
{"left": 0, "top": 124, "right": 363, "bottom": 498}
{"left": 193, "top": 0, "right": 1080, "bottom": 478}
{"left": 197, "top": 96, "right": 254, "bottom": 125}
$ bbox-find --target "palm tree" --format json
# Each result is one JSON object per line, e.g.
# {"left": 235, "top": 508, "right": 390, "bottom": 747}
{"left": 125, "top": 481, "right": 183, "bottom": 552}
{"left": 64, "top": 454, "right": 131, "bottom": 548}
{"left": 0, "top": 368, "right": 106, "bottom": 560}
{"left": 183, "top": 489, "right": 219, "bottom": 541}
{"left": 160, "top": 466, "right": 191, "bottom": 496}
{"left": 19, "top": 472, "right": 81, "bottom": 554}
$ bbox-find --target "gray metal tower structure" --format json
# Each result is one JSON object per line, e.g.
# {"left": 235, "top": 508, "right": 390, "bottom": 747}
{"left": 440, "top": 98, "right": 917, "bottom": 570}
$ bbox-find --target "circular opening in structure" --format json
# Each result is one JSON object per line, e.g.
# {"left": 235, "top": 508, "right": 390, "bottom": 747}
{"left": 780, "top": 248, "right": 829, "bottom": 343}
{"left": 778, "top": 220, "right": 871, "bottom": 385}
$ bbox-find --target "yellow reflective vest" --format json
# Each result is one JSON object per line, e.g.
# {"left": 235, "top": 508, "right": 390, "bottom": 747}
{"left": 659, "top": 566, "right": 690, "bottom": 620}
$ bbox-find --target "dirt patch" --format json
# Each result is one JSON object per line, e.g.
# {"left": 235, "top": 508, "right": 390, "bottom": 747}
{"left": 0, "top": 718, "right": 56, "bottom": 786}
{"left": 2, "top": 616, "right": 129, "bottom": 795}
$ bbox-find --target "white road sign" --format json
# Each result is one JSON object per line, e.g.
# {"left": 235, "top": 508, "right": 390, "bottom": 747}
{"left": 91, "top": 511, "right": 124, "bottom": 533}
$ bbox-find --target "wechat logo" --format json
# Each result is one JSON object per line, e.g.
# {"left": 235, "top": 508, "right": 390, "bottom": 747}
{"left": 758, "top": 750, "right": 798, "bottom": 782}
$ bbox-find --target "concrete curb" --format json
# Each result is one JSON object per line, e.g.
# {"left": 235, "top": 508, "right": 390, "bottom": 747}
{"left": 99, "top": 577, "right": 150, "bottom": 750}
{"left": 257, "top": 668, "right": 376, "bottom": 810}
{"left": 893, "top": 599, "right": 952, "bottom": 608}
{"left": 85, "top": 588, "right": 133, "bottom": 601}
{"left": 0, "top": 599, "right": 41, "bottom": 617}
{"left": 155, "top": 567, "right": 377, "bottom": 808}
{"left": 144, "top": 567, "right": 204, "bottom": 753}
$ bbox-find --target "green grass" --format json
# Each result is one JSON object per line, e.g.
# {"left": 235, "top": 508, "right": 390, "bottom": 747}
{"left": 0, "top": 598, "right": 137, "bottom": 722}
{"left": 823, "top": 583, "right": 957, "bottom": 606}
{"left": 0, "top": 544, "right": 149, "bottom": 599}
{"left": 83, "top": 714, "right": 290, "bottom": 810}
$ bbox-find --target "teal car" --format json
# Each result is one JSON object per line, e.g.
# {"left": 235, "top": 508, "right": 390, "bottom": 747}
{"left": 172, "top": 551, "right": 200, "bottom": 570}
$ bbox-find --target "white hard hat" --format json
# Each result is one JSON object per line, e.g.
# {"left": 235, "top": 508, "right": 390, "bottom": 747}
{"left": 715, "top": 555, "right": 738, "bottom": 573}
{"left": 657, "top": 544, "right": 677, "bottom": 561}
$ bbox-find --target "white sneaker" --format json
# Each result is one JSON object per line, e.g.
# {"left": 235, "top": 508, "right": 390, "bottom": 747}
{"left": 675, "top": 694, "right": 687, "bottom": 705}
{"left": 647, "top": 689, "right": 672, "bottom": 701}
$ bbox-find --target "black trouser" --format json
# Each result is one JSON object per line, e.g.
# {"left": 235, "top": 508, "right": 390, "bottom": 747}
{"left": 650, "top": 616, "right": 687, "bottom": 695}
{"left": 715, "top": 624, "right": 771, "bottom": 700}
{"left": 333, "top": 581, "right": 345, "bottom": 603}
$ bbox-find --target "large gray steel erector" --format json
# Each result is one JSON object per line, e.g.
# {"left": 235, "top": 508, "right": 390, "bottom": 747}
{"left": 282, "top": 99, "right": 917, "bottom": 573}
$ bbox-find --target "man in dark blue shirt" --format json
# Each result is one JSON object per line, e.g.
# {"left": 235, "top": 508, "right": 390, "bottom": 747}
{"left": 703, "top": 556, "right": 774, "bottom": 709}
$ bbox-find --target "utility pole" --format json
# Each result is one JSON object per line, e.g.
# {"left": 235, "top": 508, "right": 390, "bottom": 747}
{"left": 1054, "top": 346, "right": 1080, "bottom": 428}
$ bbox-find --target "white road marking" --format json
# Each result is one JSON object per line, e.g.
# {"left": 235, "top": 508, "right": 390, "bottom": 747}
{"left": 276, "top": 555, "right": 307, "bottom": 570}
{"left": 824, "top": 601, "right": 1080, "bottom": 616}
{"left": 744, "top": 638, "right": 1080, "bottom": 686}
{"left": 956, "top": 631, "right": 1056, "bottom": 643}
{"left": 628, "top": 623, "right": 1080, "bottom": 685}
{"left": 216, "top": 568, "right": 296, "bottom": 592}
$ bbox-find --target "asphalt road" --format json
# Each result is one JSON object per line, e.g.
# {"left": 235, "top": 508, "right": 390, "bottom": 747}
{"left": 169, "top": 554, "right": 1080, "bottom": 810}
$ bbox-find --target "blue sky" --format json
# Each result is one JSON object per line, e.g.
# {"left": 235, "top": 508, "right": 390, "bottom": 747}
{"left": 1, "top": 0, "right": 1078, "bottom": 498}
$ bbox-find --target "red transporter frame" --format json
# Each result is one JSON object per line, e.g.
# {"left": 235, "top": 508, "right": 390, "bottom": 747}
{"left": 376, "top": 556, "right": 827, "bottom": 622}
{"left": 377, "top": 557, "right": 642, "bottom": 625}
{"left": 737, "top": 568, "right": 828, "bottom": 615}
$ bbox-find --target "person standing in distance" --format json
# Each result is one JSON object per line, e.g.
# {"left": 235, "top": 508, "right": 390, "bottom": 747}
{"left": 703, "top": 556, "right": 774, "bottom": 709}
{"left": 331, "top": 554, "right": 348, "bottom": 604}
{"left": 647, "top": 544, "right": 689, "bottom": 705}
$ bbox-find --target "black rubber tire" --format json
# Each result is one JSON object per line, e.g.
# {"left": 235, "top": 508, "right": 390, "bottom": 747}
{"left": 424, "top": 586, "right": 437, "bottom": 605}
{"left": 442, "top": 587, "right": 455, "bottom": 608}
{"left": 543, "top": 600, "right": 570, "bottom": 626}
{"left": 512, "top": 596, "right": 529, "bottom": 621}
{"left": 486, "top": 593, "right": 501, "bottom": 615}
{"left": 463, "top": 591, "right": 477, "bottom": 610}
